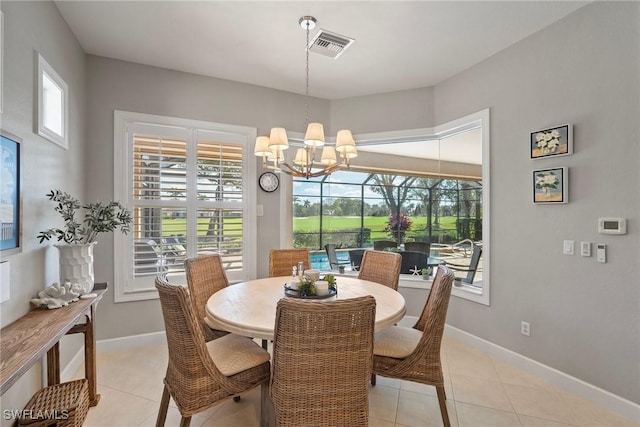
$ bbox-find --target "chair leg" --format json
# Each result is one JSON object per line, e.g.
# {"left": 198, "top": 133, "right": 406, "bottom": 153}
{"left": 260, "top": 382, "right": 269, "bottom": 427}
{"left": 179, "top": 416, "right": 192, "bottom": 427}
{"left": 371, "top": 373, "right": 376, "bottom": 386}
{"left": 155, "top": 385, "right": 171, "bottom": 427}
{"left": 436, "top": 386, "right": 451, "bottom": 427}
{"left": 233, "top": 395, "right": 241, "bottom": 402}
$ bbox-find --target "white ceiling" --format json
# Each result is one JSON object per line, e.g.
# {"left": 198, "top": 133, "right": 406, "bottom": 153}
{"left": 55, "top": 1, "right": 587, "bottom": 100}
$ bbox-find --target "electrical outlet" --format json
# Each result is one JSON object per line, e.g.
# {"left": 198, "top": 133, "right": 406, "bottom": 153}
{"left": 521, "top": 321, "right": 530, "bottom": 336}
{"left": 256, "top": 204, "right": 264, "bottom": 216}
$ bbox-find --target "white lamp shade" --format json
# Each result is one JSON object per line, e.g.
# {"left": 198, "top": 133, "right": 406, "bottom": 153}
{"left": 343, "top": 148, "right": 358, "bottom": 159}
{"left": 293, "top": 148, "right": 310, "bottom": 166}
{"left": 304, "top": 123, "right": 325, "bottom": 147}
{"left": 254, "top": 136, "right": 271, "bottom": 156}
{"left": 320, "top": 146, "right": 337, "bottom": 165}
{"left": 335, "top": 129, "right": 356, "bottom": 154}
{"left": 268, "top": 147, "right": 284, "bottom": 162}
{"left": 268, "top": 127, "right": 289, "bottom": 150}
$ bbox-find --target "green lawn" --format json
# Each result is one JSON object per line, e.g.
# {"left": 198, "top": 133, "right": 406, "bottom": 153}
{"left": 158, "top": 215, "right": 459, "bottom": 238}
{"left": 160, "top": 218, "right": 243, "bottom": 236}
{"left": 293, "top": 215, "right": 457, "bottom": 232}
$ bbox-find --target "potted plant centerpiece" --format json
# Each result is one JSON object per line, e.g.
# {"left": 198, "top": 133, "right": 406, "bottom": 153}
{"left": 38, "top": 189, "right": 132, "bottom": 295}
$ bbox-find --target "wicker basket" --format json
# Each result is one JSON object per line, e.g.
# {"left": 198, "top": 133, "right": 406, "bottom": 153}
{"left": 18, "top": 379, "right": 89, "bottom": 427}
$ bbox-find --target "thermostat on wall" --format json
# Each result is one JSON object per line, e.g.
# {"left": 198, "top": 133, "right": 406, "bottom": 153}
{"left": 598, "top": 218, "right": 626, "bottom": 235}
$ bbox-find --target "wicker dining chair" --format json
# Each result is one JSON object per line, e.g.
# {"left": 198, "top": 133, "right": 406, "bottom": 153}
{"left": 371, "top": 265, "right": 455, "bottom": 427}
{"left": 270, "top": 296, "right": 376, "bottom": 427}
{"left": 155, "top": 274, "right": 271, "bottom": 427}
{"left": 358, "top": 250, "right": 402, "bottom": 290}
{"left": 185, "top": 254, "right": 229, "bottom": 342}
{"left": 269, "top": 248, "right": 311, "bottom": 277}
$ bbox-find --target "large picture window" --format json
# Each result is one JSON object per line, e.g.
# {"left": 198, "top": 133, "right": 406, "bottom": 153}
{"left": 290, "top": 109, "right": 490, "bottom": 304}
{"left": 114, "top": 111, "right": 256, "bottom": 302}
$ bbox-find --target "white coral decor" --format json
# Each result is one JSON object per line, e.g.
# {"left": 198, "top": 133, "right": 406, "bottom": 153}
{"left": 30, "top": 281, "right": 84, "bottom": 309}
{"left": 535, "top": 129, "right": 561, "bottom": 154}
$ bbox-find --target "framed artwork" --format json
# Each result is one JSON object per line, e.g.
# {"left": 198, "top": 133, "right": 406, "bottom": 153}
{"left": 533, "top": 167, "right": 568, "bottom": 204}
{"left": 1, "top": 131, "right": 22, "bottom": 254}
{"left": 36, "top": 52, "right": 69, "bottom": 149}
{"left": 530, "top": 124, "right": 572, "bottom": 159}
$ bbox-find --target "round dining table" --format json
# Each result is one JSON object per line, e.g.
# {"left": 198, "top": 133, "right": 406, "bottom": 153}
{"left": 205, "top": 276, "right": 406, "bottom": 341}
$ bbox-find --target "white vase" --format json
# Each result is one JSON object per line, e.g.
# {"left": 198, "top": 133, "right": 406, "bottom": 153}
{"left": 55, "top": 242, "right": 96, "bottom": 295}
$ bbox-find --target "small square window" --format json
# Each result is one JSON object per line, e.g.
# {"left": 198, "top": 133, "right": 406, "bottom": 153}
{"left": 36, "top": 53, "right": 68, "bottom": 149}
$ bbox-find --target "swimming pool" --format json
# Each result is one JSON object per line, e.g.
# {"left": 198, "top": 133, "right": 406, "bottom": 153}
{"left": 310, "top": 250, "right": 350, "bottom": 271}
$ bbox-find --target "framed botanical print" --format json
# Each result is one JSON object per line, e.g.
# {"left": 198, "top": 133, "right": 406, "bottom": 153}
{"left": 530, "top": 124, "right": 572, "bottom": 159}
{"left": 533, "top": 167, "right": 568, "bottom": 204}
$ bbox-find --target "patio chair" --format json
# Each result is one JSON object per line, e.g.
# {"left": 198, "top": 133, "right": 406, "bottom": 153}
{"left": 269, "top": 248, "right": 311, "bottom": 277}
{"left": 373, "top": 240, "right": 397, "bottom": 251}
{"left": 154, "top": 274, "right": 270, "bottom": 427}
{"left": 270, "top": 296, "right": 376, "bottom": 427}
{"left": 446, "top": 244, "right": 482, "bottom": 285}
{"left": 185, "top": 254, "right": 229, "bottom": 342}
{"left": 372, "top": 265, "right": 455, "bottom": 427}
{"left": 399, "top": 251, "right": 429, "bottom": 274}
{"left": 324, "top": 243, "right": 350, "bottom": 270}
{"left": 358, "top": 250, "right": 402, "bottom": 290}
{"left": 348, "top": 249, "right": 365, "bottom": 271}
{"left": 404, "top": 241, "right": 431, "bottom": 254}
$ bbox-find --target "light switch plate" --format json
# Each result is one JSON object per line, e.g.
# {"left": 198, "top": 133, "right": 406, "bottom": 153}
{"left": 597, "top": 244, "right": 606, "bottom": 263}
{"left": 563, "top": 240, "right": 574, "bottom": 255}
{"left": 580, "top": 242, "right": 591, "bottom": 257}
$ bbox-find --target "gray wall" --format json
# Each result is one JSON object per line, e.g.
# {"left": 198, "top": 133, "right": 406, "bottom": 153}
{"left": 433, "top": 2, "right": 639, "bottom": 403}
{"left": 0, "top": 1, "right": 87, "bottom": 418}
{"left": 2, "top": 0, "right": 638, "bottom": 411}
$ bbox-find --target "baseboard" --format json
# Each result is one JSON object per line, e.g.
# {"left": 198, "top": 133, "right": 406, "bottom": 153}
{"left": 61, "top": 331, "right": 166, "bottom": 382}
{"left": 444, "top": 324, "right": 640, "bottom": 423}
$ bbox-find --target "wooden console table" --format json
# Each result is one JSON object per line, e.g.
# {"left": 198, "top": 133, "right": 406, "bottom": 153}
{"left": 0, "top": 282, "right": 107, "bottom": 406}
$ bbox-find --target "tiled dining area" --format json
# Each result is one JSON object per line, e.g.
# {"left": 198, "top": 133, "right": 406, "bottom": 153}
{"left": 73, "top": 330, "right": 635, "bottom": 427}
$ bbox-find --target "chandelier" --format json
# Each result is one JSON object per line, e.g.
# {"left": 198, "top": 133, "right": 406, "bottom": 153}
{"left": 254, "top": 16, "right": 357, "bottom": 179}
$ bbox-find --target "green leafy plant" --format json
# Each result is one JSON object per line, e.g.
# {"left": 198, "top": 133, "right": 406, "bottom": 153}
{"left": 37, "top": 189, "right": 133, "bottom": 244}
{"left": 421, "top": 267, "right": 432, "bottom": 276}
{"left": 297, "top": 276, "right": 317, "bottom": 297}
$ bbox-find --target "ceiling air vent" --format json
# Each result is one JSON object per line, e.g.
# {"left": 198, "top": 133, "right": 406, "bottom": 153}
{"left": 308, "top": 29, "right": 355, "bottom": 59}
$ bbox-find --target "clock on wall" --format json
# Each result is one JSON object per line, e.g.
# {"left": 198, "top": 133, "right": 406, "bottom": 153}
{"left": 258, "top": 172, "right": 279, "bottom": 192}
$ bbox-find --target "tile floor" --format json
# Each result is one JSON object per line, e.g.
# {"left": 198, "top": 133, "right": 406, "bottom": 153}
{"left": 73, "top": 334, "right": 638, "bottom": 427}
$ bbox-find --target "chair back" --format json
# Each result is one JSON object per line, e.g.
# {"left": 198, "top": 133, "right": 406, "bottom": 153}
{"left": 358, "top": 250, "right": 402, "bottom": 290}
{"left": 185, "top": 254, "right": 229, "bottom": 341}
{"left": 404, "top": 241, "right": 431, "bottom": 254}
{"left": 324, "top": 244, "right": 339, "bottom": 269}
{"left": 348, "top": 249, "right": 365, "bottom": 271}
{"left": 399, "top": 251, "right": 428, "bottom": 274}
{"left": 154, "top": 274, "right": 224, "bottom": 413}
{"left": 373, "top": 240, "right": 397, "bottom": 251}
{"left": 463, "top": 245, "right": 483, "bottom": 284}
{"left": 269, "top": 248, "right": 311, "bottom": 277}
{"left": 270, "top": 296, "right": 376, "bottom": 427}
{"left": 413, "top": 266, "right": 455, "bottom": 351}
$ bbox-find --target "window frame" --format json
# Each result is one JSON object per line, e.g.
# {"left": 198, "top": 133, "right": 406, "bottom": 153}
{"left": 113, "top": 110, "right": 257, "bottom": 302}
{"left": 283, "top": 109, "right": 490, "bottom": 305}
{"left": 36, "top": 53, "right": 68, "bottom": 149}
